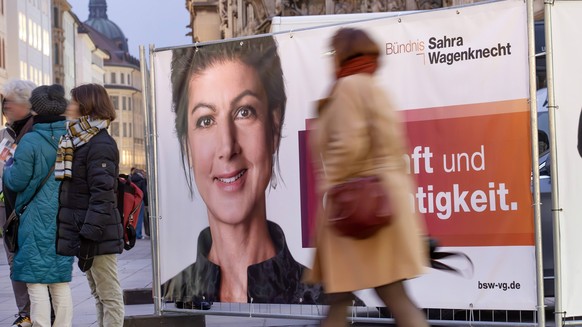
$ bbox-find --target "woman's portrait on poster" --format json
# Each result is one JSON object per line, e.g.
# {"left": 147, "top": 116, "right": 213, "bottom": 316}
{"left": 162, "top": 35, "right": 324, "bottom": 306}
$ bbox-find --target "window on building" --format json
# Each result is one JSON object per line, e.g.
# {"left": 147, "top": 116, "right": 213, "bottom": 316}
{"left": 1, "top": 0, "right": 4, "bottom": 16}
{"left": 128, "top": 98, "right": 132, "bottom": 111}
{"left": 38, "top": 25, "right": 42, "bottom": 51}
{"left": 28, "top": 19, "right": 32, "bottom": 46}
{"left": 19, "top": 13, "right": 26, "bottom": 41}
{"left": 123, "top": 123, "right": 127, "bottom": 137}
{"left": 53, "top": 7, "right": 59, "bottom": 28}
{"left": 111, "top": 122, "right": 119, "bottom": 137}
{"left": 121, "top": 73, "right": 125, "bottom": 84}
{"left": 37, "top": 24, "right": 41, "bottom": 50}
{"left": 122, "top": 97, "right": 126, "bottom": 110}
{"left": 20, "top": 61, "right": 27, "bottom": 80}
{"left": 33, "top": 22, "right": 37, "bottom": 49}
{"left": 128, "top": 74, "right": 131, "bottom": 85}
{"left": 129, "top": 123, "right": 132, "bottom": 137}
{"left": 111, "top": 72, "right": 116, "bottom": 84}
{"left": 53, "top": 45, "right": 59, "bottom": 65}
{"left": 43, "top": 30, "right": 49, "bottom": 56}
{"left": 111, "top": 96, "right": 119, "bottom": 110}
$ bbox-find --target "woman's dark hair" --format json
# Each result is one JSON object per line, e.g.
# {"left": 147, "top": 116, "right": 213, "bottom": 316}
{"left": 70, "top": 84, "right": 117, "bottom": 121}
{"left": 331, "top": 27, "right": 380, "bottom": 65}
{"left": 171, "top": 36, "right": 287, "bottom": 195}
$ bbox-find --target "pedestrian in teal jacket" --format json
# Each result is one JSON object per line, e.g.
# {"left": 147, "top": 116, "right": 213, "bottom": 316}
{"left": 4, "top": 84, "right": 74, "bottom": 327}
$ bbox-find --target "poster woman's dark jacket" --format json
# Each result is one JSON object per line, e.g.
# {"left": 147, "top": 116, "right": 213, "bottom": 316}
{"left": 163, "top": 221, "right": 324, "bottom": 306}
{"left": 56, "top": 129, "right": 123, "bottom": 256}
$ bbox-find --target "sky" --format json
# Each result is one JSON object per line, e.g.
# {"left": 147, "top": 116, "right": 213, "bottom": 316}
{"left": 66, "top": 0, "right": 192, "bottom": 58}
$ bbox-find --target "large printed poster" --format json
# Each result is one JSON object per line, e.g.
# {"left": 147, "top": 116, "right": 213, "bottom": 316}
{"left": 549, "top": 0, "right": 582, "bottom": 317}
{"left": 153, "top": 0, "right": 535, "bottom": 310}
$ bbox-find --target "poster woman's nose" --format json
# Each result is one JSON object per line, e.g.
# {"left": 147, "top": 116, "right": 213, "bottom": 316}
{"left": 217, "top": 120, "right": 241, "bottom": 160}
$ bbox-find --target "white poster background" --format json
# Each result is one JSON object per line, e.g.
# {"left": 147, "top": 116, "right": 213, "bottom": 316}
{"left": 549, "top": 0, "right": 582, "bottom": 317}
{"left": 153, "top": 0, "right": 535, "bottom": 310}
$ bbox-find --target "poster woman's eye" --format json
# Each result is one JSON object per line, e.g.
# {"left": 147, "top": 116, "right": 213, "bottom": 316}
{"left": 235, "top": 106, "right": 256, "bottom": 120}
{"left": 196, "top": 116, "right": 214, "bottom": 128}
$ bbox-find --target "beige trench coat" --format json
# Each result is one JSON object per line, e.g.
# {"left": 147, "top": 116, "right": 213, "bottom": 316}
{"left": 305, "top": 74, "right": 427, "bottom": 294}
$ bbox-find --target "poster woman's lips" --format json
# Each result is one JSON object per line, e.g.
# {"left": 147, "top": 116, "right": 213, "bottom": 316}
{"left": 215, "top": 169, "right": 247, "bottom": 183}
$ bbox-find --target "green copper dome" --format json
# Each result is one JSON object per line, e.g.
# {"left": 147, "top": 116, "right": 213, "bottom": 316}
{"left": 84, "top": 0, "right": 128, "bottom": 52}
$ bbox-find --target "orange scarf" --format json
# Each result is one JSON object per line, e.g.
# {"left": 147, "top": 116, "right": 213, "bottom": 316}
{"left": 336, "top": 55, "right": 378, "bottom": 79}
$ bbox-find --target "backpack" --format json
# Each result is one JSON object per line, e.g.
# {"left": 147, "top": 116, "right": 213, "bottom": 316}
{"left": 117, "top": 175, "right": 143, "bottom": 250}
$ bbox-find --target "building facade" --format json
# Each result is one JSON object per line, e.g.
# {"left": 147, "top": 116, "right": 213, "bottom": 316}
{"left": 0, "top": 0, "right": 8, "bottom": 88}
{"left": 5, "top": 0, "right": 53, "bottom": 86}
{"left": 82, "top": 0, "right": 146, "bottom": 173}
{"left": 73, "top": 21, "right": 109, "bottom": 85}
{"left": 52, "top": 0, "right": 110, "bottom": 91}
{"left": 60, "top": 10, "right": 76, "bottom": 94}
{"left": 52, "top": 0, "right": 69, "bottom": 86}
{"left": 185, "top": 0, "right": 545, "bottom": 42}
{"left": 186, "top": 0, "right": 445, "bottom": 41}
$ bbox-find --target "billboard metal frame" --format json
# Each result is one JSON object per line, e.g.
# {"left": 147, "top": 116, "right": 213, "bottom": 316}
{"left": 140, "top": 0, "right": 550, "bottom": 324}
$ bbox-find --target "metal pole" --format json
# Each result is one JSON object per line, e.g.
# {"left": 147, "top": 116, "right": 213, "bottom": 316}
{"left": 527, "top": 0, "right": 545, "bottom": 325}
{"left": 140, "top": 44, "right": 162, "bottom": 316}
{"left": 149, "top": 43, "right": 164, "bottom": 316}
{"left": 544, "top": 1, "right": 563, "bottom": 326}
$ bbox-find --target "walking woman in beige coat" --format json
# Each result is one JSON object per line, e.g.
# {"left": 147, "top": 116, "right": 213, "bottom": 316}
{"left": 305, "top": 27, "right": 429, "bottom": 327}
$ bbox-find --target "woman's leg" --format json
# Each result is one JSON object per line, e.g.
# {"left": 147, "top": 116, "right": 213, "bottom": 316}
{"left": 6, "top": 243, "right": 31, "bottom": 319}
{"left": 27, "top": 283, "right": 51, "bottom": 327}
{"left": 322, "top": 292, "right": 352, "bottom": 327}
{"left": 48, "top": 282, "right": 73, "bottom": 327}
{"left": 136, "top": 202, "right": 145, "bottom": 239}
{"left": 375, "top": 281, "right": 428, "bottom": 327}
{"left": 85, "top": 265, "right": 104, "bottom": 325}
{"left": 85, "top": 254, "right": 124, "bottom": 327}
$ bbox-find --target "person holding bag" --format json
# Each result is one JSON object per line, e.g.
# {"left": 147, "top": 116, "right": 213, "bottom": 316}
{"left": 305, "top": 28, "right": 429, "bottom": 327}
{"left": 0, "top": 79, "right": 36, "bottom": 327}
{"left": 3, "top": 84, "right": 74, "bottom": 327}
{"left": 55, "top": 83, "right": 124, "bottom": 326}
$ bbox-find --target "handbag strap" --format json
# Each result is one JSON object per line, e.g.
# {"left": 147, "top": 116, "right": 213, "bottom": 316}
{"left": 17, "top": 165, "right": 55, "bottom": 215}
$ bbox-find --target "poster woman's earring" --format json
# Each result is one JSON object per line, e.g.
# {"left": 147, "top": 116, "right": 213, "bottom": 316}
{"left": 271, "top": 166, "right": 278, "bottom": 190}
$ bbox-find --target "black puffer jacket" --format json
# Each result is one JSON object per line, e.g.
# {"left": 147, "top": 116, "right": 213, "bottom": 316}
{"left": 56, "top": 130, "right": 123, "bottom": 256}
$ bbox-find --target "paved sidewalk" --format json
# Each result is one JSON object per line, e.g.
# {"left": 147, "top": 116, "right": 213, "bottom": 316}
{"left": 0, "top": 238, "right": 155, "bottom": 326}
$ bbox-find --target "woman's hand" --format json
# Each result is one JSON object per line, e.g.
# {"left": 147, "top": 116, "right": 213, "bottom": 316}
{"left": 78, "top": 236, "right": 97, "bottom": 272}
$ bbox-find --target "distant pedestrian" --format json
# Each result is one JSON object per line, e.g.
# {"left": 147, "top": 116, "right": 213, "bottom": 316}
{"left": 129, "top": 167, "right": 148, "bottom": 239}
{"left": 0, "top": 78, "right": 36, "bottom": 327}
{"left": 4, "top": 84, "right": 73, "bottom": 327}
{"left": 56, "top": 83, "right": 124, "bottom": 326}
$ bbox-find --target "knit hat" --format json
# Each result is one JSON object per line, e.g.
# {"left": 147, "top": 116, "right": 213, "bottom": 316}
{"left": 30, "top": 84, "right": 67, "bottom": 116}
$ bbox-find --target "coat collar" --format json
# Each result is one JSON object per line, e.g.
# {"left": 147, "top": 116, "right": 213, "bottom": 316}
{"left": 165, "top": 221, "right": 323, "bottom": 305}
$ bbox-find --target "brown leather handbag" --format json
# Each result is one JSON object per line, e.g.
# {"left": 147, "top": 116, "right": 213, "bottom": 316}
{"left": 328, "top": 175, "right": 391, "bottom": 239}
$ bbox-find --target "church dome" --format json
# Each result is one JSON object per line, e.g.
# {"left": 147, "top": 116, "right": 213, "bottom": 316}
{"left": 84, "top": 0, "right": 129, "bottom": 52}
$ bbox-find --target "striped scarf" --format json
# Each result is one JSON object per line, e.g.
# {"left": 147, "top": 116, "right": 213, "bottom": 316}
{"left": 55, "top": 116, "right": 110, "bottom": 180}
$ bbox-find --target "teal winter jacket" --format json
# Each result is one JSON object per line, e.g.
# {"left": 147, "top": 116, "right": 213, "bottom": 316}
{"left": 4, "top": 118, "right": 73, "bottom": 283}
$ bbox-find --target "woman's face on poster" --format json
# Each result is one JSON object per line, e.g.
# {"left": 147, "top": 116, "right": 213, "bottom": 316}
{"left": 186, "top": 60, "right": 276, "bottom": 225}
